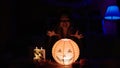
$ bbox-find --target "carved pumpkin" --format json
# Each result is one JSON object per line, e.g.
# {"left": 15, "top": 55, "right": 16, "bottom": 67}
{"left": 52, "top": 38, "right": 80, "bottom": 65}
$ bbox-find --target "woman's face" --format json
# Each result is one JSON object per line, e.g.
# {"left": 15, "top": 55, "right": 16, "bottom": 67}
{"left": 59, "top": 15, "right": 71, "bottom": 28}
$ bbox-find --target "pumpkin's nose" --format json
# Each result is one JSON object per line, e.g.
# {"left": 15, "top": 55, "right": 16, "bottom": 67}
{"left": 63, "top": 55, "right": 66, "bottom": 57}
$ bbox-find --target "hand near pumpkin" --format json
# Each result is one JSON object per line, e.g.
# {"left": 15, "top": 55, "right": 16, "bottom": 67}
{"left": 47, "top": 31, "right": 58, "bottom": 37}
{"left": 70, "top": 30, "right": 84, "bottom": 39}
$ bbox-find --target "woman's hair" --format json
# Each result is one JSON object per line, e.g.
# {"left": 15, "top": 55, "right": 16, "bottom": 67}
{"left": 59, "top": 14, "right": 71, "bottom": 21}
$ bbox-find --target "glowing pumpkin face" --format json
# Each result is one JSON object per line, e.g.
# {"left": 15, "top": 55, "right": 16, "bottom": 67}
{"left": 52, "top": 39, "right": 80, "bottom": 65}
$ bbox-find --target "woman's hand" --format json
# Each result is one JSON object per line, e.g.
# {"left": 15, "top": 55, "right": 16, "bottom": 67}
{"left": 47, "top": 31, "right": 57, "bottom": 37}
{"left": 70, "top": 30, "right": 84, "bottom": 39}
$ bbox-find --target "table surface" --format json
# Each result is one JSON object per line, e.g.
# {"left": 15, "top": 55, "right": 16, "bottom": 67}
{"left": 34, "top": 60, "right": 80, "bottom": 68}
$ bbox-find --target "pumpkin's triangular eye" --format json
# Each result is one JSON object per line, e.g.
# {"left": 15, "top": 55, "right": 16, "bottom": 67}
{"left": 58, "top": 49, "right": 61, "bottom": 52}
{"left": 68, "top": 49, "right": 72, "bottom": 53}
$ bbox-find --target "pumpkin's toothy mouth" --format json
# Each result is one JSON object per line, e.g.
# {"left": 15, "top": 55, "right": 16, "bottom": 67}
{"left": 56, "top": 56, "right": 73, "bottom": 63}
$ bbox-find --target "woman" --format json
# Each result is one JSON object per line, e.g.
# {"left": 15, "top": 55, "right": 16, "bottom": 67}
{"left": 47, "top": 14, "right": 84, "bottom": 40}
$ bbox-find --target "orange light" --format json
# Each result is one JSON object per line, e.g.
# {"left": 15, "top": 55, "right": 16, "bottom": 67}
{"left": 52, "top": 39, "right": 80, "bottom": 65}
{"left": 33, "top": 46, "right": 46, "bottom": 62}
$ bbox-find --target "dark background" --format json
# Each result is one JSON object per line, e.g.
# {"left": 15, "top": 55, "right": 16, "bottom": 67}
{"left": 1, "top": 0, "right": 120, "bottom": 67}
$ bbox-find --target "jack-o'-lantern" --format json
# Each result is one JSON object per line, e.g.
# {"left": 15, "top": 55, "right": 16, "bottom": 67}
{"left": 52, "top": 39, "right": 80, "bottom": 65}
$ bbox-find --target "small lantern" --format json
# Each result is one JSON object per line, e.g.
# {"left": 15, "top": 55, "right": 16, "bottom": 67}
{"left": 33, "top": 46, "right": 46, "bottom": 62}
{"left": 52, "top": 39, "right": 80, "bottom": 65}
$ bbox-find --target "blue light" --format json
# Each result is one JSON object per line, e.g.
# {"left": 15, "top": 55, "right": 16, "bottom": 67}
{"left": 104, "top": 5, "right": 120, "bottom": 20}
{"left": 102, "top": 20, "right": 106, "bottom": 35}
{"left": 104, "top": 16, "right": 120, "bottom": 20}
